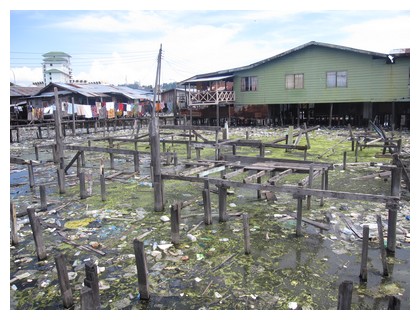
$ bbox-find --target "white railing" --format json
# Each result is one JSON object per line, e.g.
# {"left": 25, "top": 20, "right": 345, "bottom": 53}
{"left": 188, "top": 90, "right": 235, "bottom": 106}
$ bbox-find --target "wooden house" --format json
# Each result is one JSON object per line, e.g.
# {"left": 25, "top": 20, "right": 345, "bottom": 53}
{"left": 179, "top": 41, "right": 410, "bottom": 128}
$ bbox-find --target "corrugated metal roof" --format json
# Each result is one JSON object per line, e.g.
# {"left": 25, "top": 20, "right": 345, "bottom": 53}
{"left": 180, "top": 75, "right": 234, "bottom": 85}
{"left": 30, "top": 90, "right": 73, "bottom": 98}
{"left": 32, "top": 82, "right": 152, "bottom": 100}
{"left": 10, "top": 86, "right": 42, "bottom": 97}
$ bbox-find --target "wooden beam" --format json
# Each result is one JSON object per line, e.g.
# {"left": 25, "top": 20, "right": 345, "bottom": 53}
{"left": 197, "top": 165, "right": 226, "bottom": 177}
{"left": 223, "top": 168, "right": 245, "bottom": 179}
{"left": 243, "top": 170, "right": 266, "bottom": 183}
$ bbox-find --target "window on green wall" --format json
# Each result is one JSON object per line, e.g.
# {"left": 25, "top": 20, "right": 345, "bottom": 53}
{"left": 326, "top": 71, "right": 347, "bottom": 88}
{"left": 241, "top": 76, "right": 258, "bottom": 91}
{"left": 285, "top": 73, "right": 304, "bottom": 89}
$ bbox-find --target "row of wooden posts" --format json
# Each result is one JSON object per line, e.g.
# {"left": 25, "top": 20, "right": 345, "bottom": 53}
{"left": 10, "top": 190, "right": 402, "bottom": 309}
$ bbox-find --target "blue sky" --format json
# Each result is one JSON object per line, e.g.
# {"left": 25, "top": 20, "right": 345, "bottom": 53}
{"left": 6, "top": 1, "right": 412, "bottom": 87}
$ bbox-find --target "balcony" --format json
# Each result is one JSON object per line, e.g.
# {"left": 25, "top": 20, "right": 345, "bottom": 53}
{"left": 188, "top": 90, "right": 235, "bottom": 106}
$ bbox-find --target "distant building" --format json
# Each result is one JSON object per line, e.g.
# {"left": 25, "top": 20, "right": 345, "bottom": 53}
{"left": 42, "top": 52, "right": 73, "bottom": 85}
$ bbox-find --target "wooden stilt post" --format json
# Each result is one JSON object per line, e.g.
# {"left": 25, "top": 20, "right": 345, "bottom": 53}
{"left": 76, "top": 156, "right": 81, "bottom": 176}
{"left": 28, "top": 160, "right": 35, "bottom": 189}
{"left": 343, "top": 151, "right": 347, "bottom": 170}
{"left": 320, "top": 168, "right": 326, "bottom": 207}
{"left": 257, "top": 176, "right": 262, "bottom": 199}
{"left": 306, "top": 164, "right": 313, "bottom": 210}
{"left": 79, "top": 171, "right": 87, "bottom": 199}
{"left": 203, "top": 188, "right": 212, "bottom": 225}
{"left": 295, "top": 195, "right": 304, "bottom": 237}
{"left": 387, "top": 167, "right": 401, "bottom": 254}
{"left": 71, "top": 97, "right": 76, "bottom": 136}
{"left": 376, "top": 214, "right": 389, "bottom": 276}
{"left": 84, "top": 261, "right": 100, "bottom": 309}
{"left": 355, "top": 141, "right": 359, "bottom": 162}
{"left": 34, "top": 145, "right": 39, "bottom": 161}
{"left": 150, "top": 117, "right": 164, "bottom": 212}
{"left": 39, "top": 185, "right": 47, "bottom": 211}
{"left": 359, "top": 225, "right": 369, "bottom": 282}
{"left": 170, "top": 202, "right": 180, "bottom": 245}
{"left": 54, "top": 254, "right": 74, "bottom": 309}
{"left": 27, "top": 207, "right": 47, "bottom": 260}
{"left": 387, "top": 296, "right": 401, "bottom": 310}
{"left": 337, "top": 281, "right": 353, "bottom": 310}
{"left": 173, "top": 152, "right": 178, "bottom": 166}
{"left": 218, "top": 184, "right": 228, "bottom": 222}
{"left": 10, "top": 201, "right": 18, "bottom": 245}
{"left": 80, "top": 286, "right": 95, "bottom": 310}
{"left": 133, "top": 239, "right": 150, "bottom": 300}
{"left": 57, "top": 157, "right": 66, "bottom": 194}
{"left": 100, "top": 173, "right": 106, "bottom": 201}
{"left": 242, "top": 213, "right": 251, "bottom": 254}
{"left": 134, "top": 151, "right": 140, "bottom": 173}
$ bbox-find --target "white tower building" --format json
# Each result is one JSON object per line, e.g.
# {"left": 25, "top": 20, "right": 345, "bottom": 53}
{"left": 42, "top": 51, "right": 73, "bottom": 85}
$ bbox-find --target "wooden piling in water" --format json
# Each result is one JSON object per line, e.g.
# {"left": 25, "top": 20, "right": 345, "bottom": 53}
{"left": 242, "top": 213, "right": 251, "bottom": 254}
{"left": 295, "top": 195, "right": 304, "bottom": 236}
{"left": 27, "top": 207, "right": 47, "bottom": 260}
{"left": 10, "top": 201, "right": 18, "bottom": 245}
{"left": 100, "top": 174, "right": 106, "bottom": 201}
{"left": 337, "top": 280, "right": 353, "bottom": 310}
{"left": 376, "top": 214, "right": 389, "bottom": 276}
{"left": 387, "top": 167, "right": 401, "bottom": 254}
{"left": 39, "top": 185, "right": 47, "bottom": 211}
{"left": 171, "top": 202, "right": 180, "bottom": 245}
{"left": 84, "top": 261, "right": 100, "bottom": 309}
{"left": 54, "top": 254, "right": 74, "bottom": 309}
{"left": 28, "top": 160, "right": 35, "bottom": 189}
{"left": 134, "top": 151, "right": 140, "bottom": 173}
{"left": 387, "top": 296, "right": 401, "bottom": 310}
{"left": 343, "top": 151, "right": 347, "bottom": 170}
{"left": 57, "top": 158, "right": 66, "bottom": 194}
{"left": 306, "top": 164, "right": 313, "bottom": 209}
{"left": 218, "top": 184, "right": 228, "bottom": 222}
{"left": 359, "top": 225, "right": 369, "bottom": 282}
{"left": 133, "top": 239, "right": 150, "bottom": 300}
{"left": 149, "top": 118, "right": 164, "bottom": 212}
{"left": 79, "top": 171, "right": 87, "bottom": 199}
{"left": 80, "top": 286, "right": 95, "bottom": 310}
{"left": 203, "top": 188, "right": 212, "bottom": 225}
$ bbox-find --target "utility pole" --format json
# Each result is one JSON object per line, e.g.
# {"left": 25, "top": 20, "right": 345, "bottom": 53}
{"left": 150, "top": 44, "right": 164, "bottom": 211}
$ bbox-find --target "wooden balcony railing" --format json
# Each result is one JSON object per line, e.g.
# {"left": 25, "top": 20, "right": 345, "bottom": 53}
{"left": 188, "top": 90, "right": 235, "bottom": 106}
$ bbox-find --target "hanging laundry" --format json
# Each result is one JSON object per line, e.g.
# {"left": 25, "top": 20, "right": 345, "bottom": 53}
{"left": 75, "top": 104, "right": 85, "bottom": 116}
{"left": 106, "top": 102, "right": 114, "bottom": 111}
{"left": 99, "top": 106, "right": 107, "bottom": 119}
{"left": 107, "top": 108, "right": 115, "bottom": 119}
{"left": 83, "top": 105, "right": 93, "bottom": 118}
{"left": 67, "top": 103, "right": 76, "bottom": 114}
{"left": 91, "top": 105, "right": 98, "bottom": 118}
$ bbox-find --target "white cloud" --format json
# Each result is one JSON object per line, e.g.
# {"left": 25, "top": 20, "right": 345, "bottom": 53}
{"left": 10, "top": 66, "right": 43, "bottom": 86}
{"left": 340, "top": 15, "right": 410, "bottom": 53}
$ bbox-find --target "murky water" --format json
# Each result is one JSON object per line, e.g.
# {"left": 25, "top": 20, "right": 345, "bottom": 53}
{"left": 9, "top": 126, "right": 410, "bottom": 310}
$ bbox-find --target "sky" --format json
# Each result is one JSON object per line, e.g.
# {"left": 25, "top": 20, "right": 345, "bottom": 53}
{"left": 6, "top": 1, "right": 412, "bottom": 87}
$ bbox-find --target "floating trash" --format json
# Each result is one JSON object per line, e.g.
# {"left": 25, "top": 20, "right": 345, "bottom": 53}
{"left": 160, "top": 216, "right": 170, "bottom": 222}
{"left": 187, "top": 234, "right": 197, "bottom": 242}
